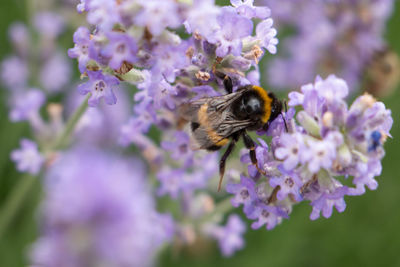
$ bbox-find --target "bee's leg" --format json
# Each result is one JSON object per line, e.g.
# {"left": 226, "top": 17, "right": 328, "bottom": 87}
{"left": 218, "top": 140, "right": 236, "bottom": 191}
{"left": 214, "top": 71, "right": 233, "bottom": 94}
{"left": 262, "top": 121, "right": 271, "bottom": 132}
{"left": 242, "top": 132, "right": 266, "bottom": 175}
{"left": 282, "top": 100, "right": 289, "bottom": 132}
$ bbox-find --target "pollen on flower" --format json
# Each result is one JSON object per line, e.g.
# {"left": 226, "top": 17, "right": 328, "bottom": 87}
{"left": 244, "top": 45, "right": 263, "bottom": 64}
{"left": 195, "top": 71, "right": 211, "bottom": 81}
{"left": 322, "top": 111, "right": 334, "bottom": 127}
{"left": 360, "top": 93, "right": 376, "bottom": 108}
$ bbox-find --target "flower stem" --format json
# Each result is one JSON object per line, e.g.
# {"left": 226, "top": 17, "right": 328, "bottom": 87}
{"left": 54, "top": 94, "right": 90, "bottom": 149}
{"left": 199, "top": 197, "right": 234, "bottom": 224}
{"left": 0, "top": 174, "right": 37, "bottom": 239}
{"left": 214, "top": 197, "right": 235, "bottom": 215}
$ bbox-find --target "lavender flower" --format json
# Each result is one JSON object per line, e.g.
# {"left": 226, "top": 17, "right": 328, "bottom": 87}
{"left": 11, "top": 139, "right": 44, "bottom": 175}
{"left": 309, "top": 186, "right": 348, "bottom": 220}
{"left": 161, "top": 131, "right": 194, "bottom": 167}
{"left": 8, "top": 22, "right": 30, "bottom": 56}
{"left": 40, "top": 52, "right": 71, "bottom": 92}
{"left": 226, "top": 175, "right": 257, "bottom": 208}
{"left": 231, "top": 0, "right": 271, "bottom": 19}
{"left": 77, "top": 70, "right": 118, "bottom": 107}
{"left": 134, "top": 1, "right": 183, "bottom": 36}
{"left": 1, "top": 56, "right": 29, "bottom": 89}
{"left": 85, "top": 0, "right": 121, "bottom": 32}
{"left": 251, "top": 204, "right": 288, "bottom": 230}
{"left": 157, "top": 151, "right": 219, "bottom": 199}
{"left": 34, "top": 12, "right": 65, "bottom": 38}
{"left": 30, "top": 146, "right": 173, "bottom": 267}
{"left": 102, "top": 32, "right": 138, "bottom": 70}
{"left": 203, "top": 214, "right": 246, "bottom": 257}
{"left": 67, "top": 89, "right": 131, "bottom": 146}
{"left": 227, "top": 75, "right": 392, "bottom": 230}
{"left": 67, "top": 27, "right": 91, "bottom": 73}
{"left": 9, "top": 89, "right": 45, "bottom": 122}
{"left": 302, "top": 138, "right": 337, "bottom": 174}
{"left": 215, "top": 7, "right": 253, "bottom": 57}
{"left": 255, "top": 18, "right": 278, "bottom": 54}
{"left": 0, "top": 0, "right": 395, "bottom": 263}
{"left": 274, "top": 133, "right": 303, "bottom": 171}
{"left": 69, "top": 0, "right": 278, "bottom": 111}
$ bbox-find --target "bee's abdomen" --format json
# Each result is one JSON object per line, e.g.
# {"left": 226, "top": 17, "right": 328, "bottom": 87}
{"left": 206, "top": 144, "right": 224, "bottom": 151}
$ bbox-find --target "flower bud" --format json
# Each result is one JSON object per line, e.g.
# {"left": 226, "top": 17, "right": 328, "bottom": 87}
{"left": 120, "top": 68, "right": 146, "bottom": 83}
{"left": 297, "top": 111, "right": 320, "bottom": 137}
{"left": 337, "top": 143, "right": 352, "bottom": 166}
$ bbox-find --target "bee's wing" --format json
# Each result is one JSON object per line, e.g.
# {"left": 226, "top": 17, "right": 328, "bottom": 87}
{"left": 178, "top": 91, "right": 244, "bottom": 123}
{"left": 179, "top": 91, "right": 255, "bottom": 149}
{"left": 191, "top": 110, "right": 254, "bottom": 149}
{"left": 178, "top": 98, "right": 208, "bottom": 123}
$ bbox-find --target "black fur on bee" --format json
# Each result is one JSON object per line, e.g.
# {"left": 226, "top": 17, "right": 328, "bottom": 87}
{"left": 179, "top": 71, "right": 286, "bottom": 191}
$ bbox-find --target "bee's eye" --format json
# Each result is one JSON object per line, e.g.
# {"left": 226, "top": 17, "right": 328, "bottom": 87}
{"left": 245, "top": 97, "right": 261, "bottom": 115}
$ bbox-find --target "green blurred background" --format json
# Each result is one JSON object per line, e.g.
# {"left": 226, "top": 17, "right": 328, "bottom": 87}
{"left": 0, "top": 0, "right": 399, "bottom": 266}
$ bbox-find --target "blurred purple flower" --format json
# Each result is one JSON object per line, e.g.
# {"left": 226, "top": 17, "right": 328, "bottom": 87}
{"left": 34, "top": 12, "right": 65, "bottom": 38}
{"left": 40, "top": 52, "right": 71, "bottom": 92}
{"left": 8, "top": 22, "right": 30, "bottom": 56}
{"left": 157, "top": 152, "right": 218, "bottom": 199}
{"left": 1, "top": 56, "right": 29, "bottom": 89}
{"left": 184, "top": 0, "right": 221, "bottom": 41}
{"left": 9, "top": 89, "right": 45, "bottom": 122}
{"left": 205, "top": 214, "right": 246, "bottom": 257}
{"left": 134, "top": 0, "right": 182, "bottom": 36}
{"left": 86, "top": 0, "right": 121, "bottom": 31}
{"left": 31, "top": 146, "right": 173, "bottom": 267}
{"left": 67, "top": 88, "right": 130, "bottom": 146}
{"left": 11, "top": 139, "right": 44, "bottom": 175}
{"left": 161, "top": 131, "right": 194, "bottom": 167}
{"left": 263, "top": 0, "right": 395, "bottom": 90}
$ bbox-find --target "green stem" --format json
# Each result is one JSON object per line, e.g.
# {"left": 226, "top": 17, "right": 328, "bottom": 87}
{"left": 0, "top": 174, "right": 37, "bottom": 239}
{"left": 199, "top": 197, "right": 235, "bottom": 224}
{"left": 54, "top": 94, "right": 90, "bottom": 149}
{"left": 214, "top": 197, "right": 235, "bottom": 215}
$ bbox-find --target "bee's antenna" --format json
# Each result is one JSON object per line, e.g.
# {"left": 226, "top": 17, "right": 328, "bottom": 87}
{"left": 281, "top": 100, "right": 289, "bottom": 133}
{"left": 281, "top": 113, "right": 289, "bottom": 133}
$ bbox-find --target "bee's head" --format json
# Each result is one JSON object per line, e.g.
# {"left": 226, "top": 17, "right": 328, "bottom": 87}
{"left": 234, "top": 90, "right": 264, "bottom": 120}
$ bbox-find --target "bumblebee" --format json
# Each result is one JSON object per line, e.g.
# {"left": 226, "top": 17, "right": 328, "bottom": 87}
{"left": 364, "top": 48, "right": 400, "bottom": 97}
{"left": 180, "top": 72, "right": 286, "bottom": 191}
